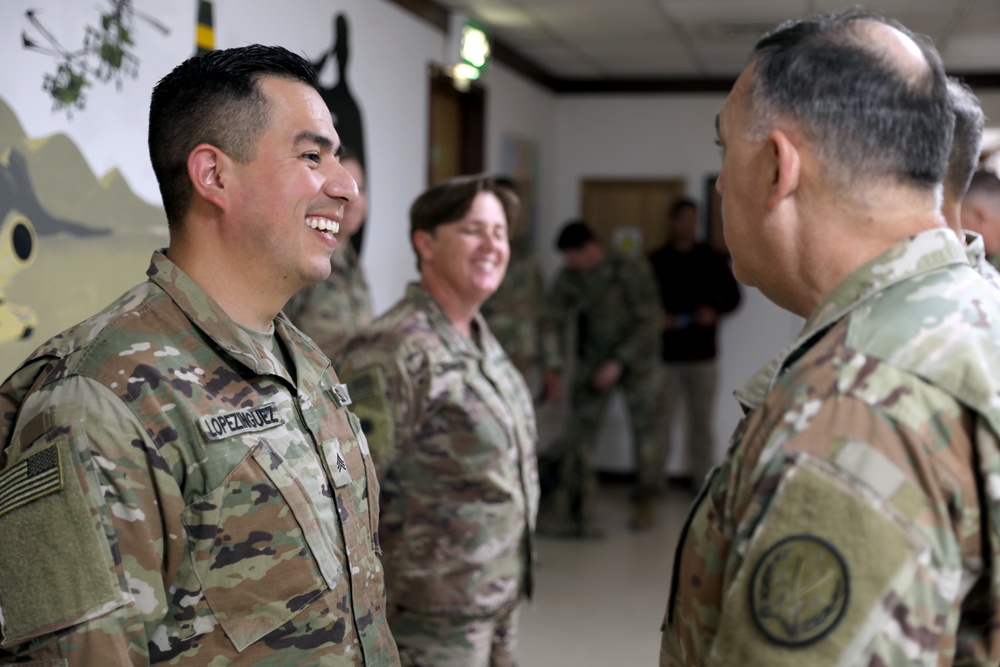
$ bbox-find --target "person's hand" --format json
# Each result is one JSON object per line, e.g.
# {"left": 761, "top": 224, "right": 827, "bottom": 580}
{"left": 542, "top": 369, "right": 564, "bottom": 405}
{"left": 590, "top": 359, "right": 623, "bottom": 393}
{"left": 695, "top": 306, "right": 718, "bottom": 326}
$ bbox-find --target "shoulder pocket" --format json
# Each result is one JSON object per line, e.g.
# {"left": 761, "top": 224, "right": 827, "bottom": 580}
{"left": 180, "top": 438, "right": 338, "bottom": 652}
{"left": 0, "top": 413, "right": 128, "bottom": 645}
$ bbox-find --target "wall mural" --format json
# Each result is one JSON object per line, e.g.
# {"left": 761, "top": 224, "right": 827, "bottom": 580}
{"left": 22, "top": 0, "right": 170, "bottom": 113}
{"left": 0, "top": 2, "right": 370, "bottom": 377}
{"left": 0, "top": 95, "right": 167, "bottom": 372}
{"left": 0, "top": 0, "right": 179, "bottom": 376}
{"left": 313, "top": 13, "right": 368, "bottom": 254}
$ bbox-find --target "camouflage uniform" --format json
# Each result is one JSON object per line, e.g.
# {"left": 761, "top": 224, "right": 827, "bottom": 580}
{"left": 541, "top": 250, "right": 662, "bottom": 533}
{"left": 336, "top": 283, "right": 538, "bottom": 667}
{"left": 481, "top": 236, "right": 545, "bottom": 393}
{"left": 661, "top": 229, "right": 1000, "bottom": 666}
{"left": 965, "top": 230, "right": 1000, "bottom": 290}
{"left": 285, "top": 240, "right": 374, "bottom": 361}
{"left": 0, "top": 251, "right": 398, "bottom": 665}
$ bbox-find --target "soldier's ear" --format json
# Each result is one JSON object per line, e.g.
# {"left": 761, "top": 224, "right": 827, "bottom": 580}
{"left": 766, "top": 129, "right": 800, "bottom": 211}
{"left": 413, "top": 229, "right": 434, "bottom": 264}
{"left": 188, "top": 144, "right": 231, "bottom": 212}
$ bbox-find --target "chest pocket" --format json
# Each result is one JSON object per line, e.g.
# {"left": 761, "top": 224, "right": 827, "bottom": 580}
{"left": 180, "top": 437, "right": 341, "bottom": 652}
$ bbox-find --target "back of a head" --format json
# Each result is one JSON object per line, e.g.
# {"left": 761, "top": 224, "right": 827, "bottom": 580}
{"left": 945, "top": 78, "right": 985, "bottom": 202}
{"left": 148, "top": 44, "right": 318, "bottom": 228}
{"left": 555, "top": 220, "right": 595, "bottom": 251}
{"left": 965, "top": 169, "right": 1000, "bottom": 203}
{"left": 748, "top": 8, "right": 952, "bottom": 193}
{"left": 668, "top": 197, "right": 698, "bottom": 222}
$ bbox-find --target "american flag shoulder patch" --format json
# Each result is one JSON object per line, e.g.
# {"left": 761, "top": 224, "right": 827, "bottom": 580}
{"left": 0, "top": 442, "right": 64, "bottom": 518}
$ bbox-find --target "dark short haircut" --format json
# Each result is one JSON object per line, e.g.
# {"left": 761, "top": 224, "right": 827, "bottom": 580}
{"left": 409, "top": 174, "right": 515, "bottom": 264}
{"left": 748, "top": 8, "right": 953, "bottom": 192}
{"left": 555, "top": 219, "right": 596, "bottom": 250}
{"left": 946, "top": 78, "right": 985, "bottom": 201}
{"left": 668, "top": 197, "right": 698, "bottom": 221}
{"left": 148, "top": 44, "right": 319, "bottom": 228}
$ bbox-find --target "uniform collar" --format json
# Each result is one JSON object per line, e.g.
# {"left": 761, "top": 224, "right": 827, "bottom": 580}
{"left": 405, "top": 282, "right": 496, "bottom": 361}
{"left": 734, "top": 228, "right": 969, "bottom": 412}
{"left": 964, "top": 230, "right": 988, "bottom": 267}
{"left": 147, "top": 250, "right": 327, "bottom": 384}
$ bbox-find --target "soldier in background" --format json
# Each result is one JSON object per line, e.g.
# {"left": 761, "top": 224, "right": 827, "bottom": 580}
{"left": 286, "top": 147, "right": 374, "bottom": 361}
{"left": 662, "top": 9, "right": 1000, "bottom": 665}
{"left": 480, "top": 175, "right": 545, "bottom": 394}
{"left": 648, "top": 197, "right": 741, "bottom": 491}
{"left": 0, "top": 45, "right": 397, "bottom": 664}
{"left": 540, "top": 220, "right": 662, "bottom": 535}
{"left": 337, "top": 174, "right": 538, "bottom": 667}
{"left": 962, "top": 169, "right": 1000, "bottom": 270}
{"left": 942, "top": 78, "right": 1000, "bottom": 289}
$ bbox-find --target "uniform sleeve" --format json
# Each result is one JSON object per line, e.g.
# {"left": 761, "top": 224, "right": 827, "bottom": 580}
{"left": 0, "top": 376, "right": 178, "bottom": 665}
{"left": 666, "top": 391, "right": 969, "bottom": 667}
{"left": 613, "top": 258, "right": 662, "bottom": 367}
{"left": 336, "top": 336, "right": 418, "bottom": 476}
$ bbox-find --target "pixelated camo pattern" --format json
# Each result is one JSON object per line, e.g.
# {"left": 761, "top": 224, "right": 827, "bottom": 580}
{"left": 542, "top": 249, "right": 662, "bottom": 372}
{"left": 662, "top": 229, "right": 1000, "bottom": 666}
{"left": 285, "top": 241, "right": 374, "bottom": 362}
{"left": 481, "top": 247, "right": 546, "bottom": 382}
{"left": 337, "top": 283, "right": 539, "bottom": 617}
{"left": 0, "top": 251, "right": 398, "bottom": 665}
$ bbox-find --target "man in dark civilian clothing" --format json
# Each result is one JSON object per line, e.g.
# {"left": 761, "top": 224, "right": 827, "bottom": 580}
{"left": 648, "top": 198, "right": 740, "bottom": 489}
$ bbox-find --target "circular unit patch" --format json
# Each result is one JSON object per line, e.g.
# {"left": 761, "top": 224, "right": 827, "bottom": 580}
{"left": 750, "top": 534, "right": 849, "bottom": 647}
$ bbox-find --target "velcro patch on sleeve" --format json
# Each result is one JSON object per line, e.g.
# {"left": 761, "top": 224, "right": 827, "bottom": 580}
{"left": 708, "top": 460, "right": 922, "bottom": 667}
{"left": 0, "top": 429, "right": 125, "bottom": 643}
{"left": 0, "top": 441, "right": 63, "bottom": 518}
{"left": 343, "top": 366, "right": 395, "bottom": 466}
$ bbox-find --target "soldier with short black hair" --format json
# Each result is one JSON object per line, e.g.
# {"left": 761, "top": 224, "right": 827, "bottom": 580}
{"left": 540, "top": 218, "right": 663, "bottom": 534}
{"left": 0, "top": 45, "right": 397, "bottom": 665}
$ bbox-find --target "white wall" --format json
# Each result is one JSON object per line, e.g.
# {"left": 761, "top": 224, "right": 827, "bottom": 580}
{"left": 546, "top": 94, "right": 802, "bottom": 474}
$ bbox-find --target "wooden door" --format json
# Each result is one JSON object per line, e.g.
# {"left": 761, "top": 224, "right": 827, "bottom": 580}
{"left": 428, "top": 68, "right": 484, "bottom": 185}
{"left": 580, "top": 179, "right": 687, "bottom": 256}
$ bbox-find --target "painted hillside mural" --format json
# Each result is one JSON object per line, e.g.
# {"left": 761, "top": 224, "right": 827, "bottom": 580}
{"left": 0, "top": 95, "right": 166, "bottom": 374}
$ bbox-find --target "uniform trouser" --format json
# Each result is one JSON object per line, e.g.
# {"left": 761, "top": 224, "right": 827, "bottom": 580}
{"left": 544, "top": 362, "right": 663, "bottom": 529}
{"left": 652, "top": 359, "right": 718, "bottom": 489}
{"left": 391, "top": 603, "right": 520, "bottom": 667}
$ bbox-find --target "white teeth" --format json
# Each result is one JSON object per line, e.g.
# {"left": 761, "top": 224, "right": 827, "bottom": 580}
{"left": 306, "top": 217, "right": 340, "bottom": 234}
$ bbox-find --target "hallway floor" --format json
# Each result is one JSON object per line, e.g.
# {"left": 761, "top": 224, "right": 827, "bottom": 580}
{"left": 517, "top": 481, "right": 693, "bottom": 666}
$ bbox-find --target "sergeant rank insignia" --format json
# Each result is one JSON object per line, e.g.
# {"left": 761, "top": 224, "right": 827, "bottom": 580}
{"left": 750, "top": 534, "right": 849, "bottom": 647}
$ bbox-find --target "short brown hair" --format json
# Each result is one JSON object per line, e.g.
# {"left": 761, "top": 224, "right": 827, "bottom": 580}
{"left": 409, "top": 174, "right": 515, "bottom": 264}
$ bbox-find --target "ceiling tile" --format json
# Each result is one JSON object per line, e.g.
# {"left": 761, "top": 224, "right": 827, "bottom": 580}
{"left": 530, "top": 4, "right": 671, "bottom": 36}
{"left": 410, "top": 0, "right": 1000, "bottom": 81}
{"left": 661, "top": 0, "right": 809, "bottom": 25}
{"left": 513, "top": 44, "right": 603, "bottom": 77}
{"left": 943, "top": 33, "right": 1000, "bottom": 72}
